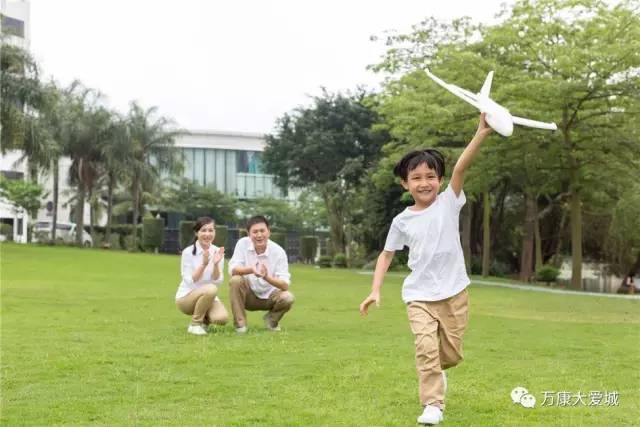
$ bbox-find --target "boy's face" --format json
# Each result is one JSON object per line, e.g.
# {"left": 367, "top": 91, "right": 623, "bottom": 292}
{"left": 401, "top": 162, "right": 443, "bottom": 207}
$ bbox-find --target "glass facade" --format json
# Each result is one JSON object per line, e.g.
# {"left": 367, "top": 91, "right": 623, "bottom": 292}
{"left": 180, "top": 147, "right": 282, "bottom": 199}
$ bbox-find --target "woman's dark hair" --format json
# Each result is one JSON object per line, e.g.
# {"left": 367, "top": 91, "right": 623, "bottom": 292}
{"left": 246, "top": 215, "right": 269, "bottom": 232}
{"left": 191, "top": 216, "right": 215, "bottom": 255}
{"left": 393, "top": 149, "right": 445, "bottom": 181}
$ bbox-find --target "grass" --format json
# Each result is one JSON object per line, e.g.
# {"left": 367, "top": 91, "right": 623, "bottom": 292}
{"left": 1, "top": 243, "right": 639, "bottom": 426}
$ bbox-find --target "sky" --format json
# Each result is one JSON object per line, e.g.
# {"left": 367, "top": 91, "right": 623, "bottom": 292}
{"left": 29, "top": 0, "right": 513, "bottom": 134}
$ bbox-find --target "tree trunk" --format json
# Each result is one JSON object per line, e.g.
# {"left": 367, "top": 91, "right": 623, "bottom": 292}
{"left": 563, "top": 110, "right": 583, "bottom": 290}
{"left": 519, "top": 192, "right": 536, "bottom": 282}
{"left": 88, "top": 188, "right": 95, "bottom": 237}
{"left": 105, "top": 172, "right": 114, "bottom": 245}
{"left": 461, "top": 202, "right": 472, "bottom": 273}
{"left": 569, "top": 190, "right": 583, "bottom": 290}
{"left": 131, "top": 179, "right": 139, "bottom": 251}
{"left": 551, "top": 204, "right": 567, "bottom": 266}
{"left": 534, "top": 207, "right": 543, "bottom": 272}
{"left": 51, "top": 157, "right": 59, "bottom": 243}
{"left": 482, "top": 191, "right": 491, "bottom": 277}
{"left": 320, "top": 184, "right": 346, "bottom": 255}
{"left": 75, "top": 175, "right": 85, "bottom": 246}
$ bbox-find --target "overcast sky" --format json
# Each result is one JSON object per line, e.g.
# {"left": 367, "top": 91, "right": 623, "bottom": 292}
{"left": 30, "top": 0, "right": 512, "bottom": 134}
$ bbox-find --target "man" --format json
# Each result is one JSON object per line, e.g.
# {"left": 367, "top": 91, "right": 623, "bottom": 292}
{"left": 229, "top": 215, "right": 295, "bottom": 333}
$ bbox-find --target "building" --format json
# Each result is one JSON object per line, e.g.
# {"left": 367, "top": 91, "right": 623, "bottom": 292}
{"left": 1, "top": 129, "right": 289, "bottom": 242}
{"left": 175, "top": 130, "right": 287, "bottom": 200}
{"left": 0, "top": 0, "right": 31, "bottom": 242}
{"left": 1, "top": 0, "right": 29, "bottom": 49}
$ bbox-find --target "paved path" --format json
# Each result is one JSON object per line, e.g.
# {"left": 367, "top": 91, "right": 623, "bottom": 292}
{"left": 356, "top": 272, "right": 640, "bottom": 300}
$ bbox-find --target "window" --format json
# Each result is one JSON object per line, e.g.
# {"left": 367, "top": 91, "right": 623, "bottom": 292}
{"left": 237, "top": 151, "right": 263, "bottom": 173}
{"left": 1, "top": 170, "right": 24, "bottom": 180}
{"left": 1, "top": 16, "right": 25, "bottom": 38}
{"left": 194, "top": 148, "right": 205, "bottom": 185}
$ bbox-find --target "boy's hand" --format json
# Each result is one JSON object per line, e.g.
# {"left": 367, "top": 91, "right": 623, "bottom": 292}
{"left": 359, "top": 292, "right": 380, "bottom": 316}
{"left": 475, "top": 112, "right": 493, "bottom": 139}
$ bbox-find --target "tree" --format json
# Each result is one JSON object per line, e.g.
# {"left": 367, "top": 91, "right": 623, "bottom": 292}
{"left": 159, "top": 177, "right": 236, "bottom": 225}
{"left": 369, "top": 0, "right": 640, "bottom": 285}
{"left": 263, "top": 89, "right": 388, "bottom": 255}
{"left": 125, "top": 102, "right": 182, "bottom": 250}
{"left": 481, "top": 0, "right": 640, "bottom": 288}
{"left": 0, "top": 177, "right": 45, "bottom": 217}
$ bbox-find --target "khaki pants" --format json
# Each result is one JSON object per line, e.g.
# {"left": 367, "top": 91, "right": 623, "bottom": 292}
{"left": 407, "top": 288, "right": 469, "bottom": 409}
{"left": 176, "top": 284, "right": 229, "bottom": 326}
{"left": 229, "top": 275, "right": 295, "bottom": 328}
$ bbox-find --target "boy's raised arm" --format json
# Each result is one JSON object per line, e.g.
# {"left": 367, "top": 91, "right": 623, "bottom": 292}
{"left": 450, "top": 113, "right": 493, "bottom": 197}
{"left": 360, "top": 250, "right": 395, "bottom": 315}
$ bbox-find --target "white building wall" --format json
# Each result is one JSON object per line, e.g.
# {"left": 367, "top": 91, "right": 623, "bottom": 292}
{"left": 1, "top": 0, "right": 30, "bottom": 49}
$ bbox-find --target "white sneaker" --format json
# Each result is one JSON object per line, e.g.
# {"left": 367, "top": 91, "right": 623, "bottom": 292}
{"left": 417, "top": 405, "right": 443, "bottom": 425}
{"left": 263, "top": 313, "right": 281, "bottom": 331}
{"left": 187, "top": 324, "right": 207, "bottom": 336}
{"left": 235, "top": 326, "right": 248, "bottom": 333}
{"left": 442, "top": 371, "right": 447, "bottom": 394}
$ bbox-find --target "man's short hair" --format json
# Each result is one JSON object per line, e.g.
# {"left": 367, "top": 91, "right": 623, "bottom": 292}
{"left": 246, "top": 215, "right": 270, "bottom": 231}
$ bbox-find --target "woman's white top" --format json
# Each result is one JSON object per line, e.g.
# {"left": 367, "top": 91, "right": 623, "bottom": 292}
{"left": 175, "top": 241, "right": 224, "bottom": 300}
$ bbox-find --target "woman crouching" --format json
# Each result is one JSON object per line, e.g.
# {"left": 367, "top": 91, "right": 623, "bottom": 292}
{"left": 175, "top": 217, "right": 229, "bottom": 335}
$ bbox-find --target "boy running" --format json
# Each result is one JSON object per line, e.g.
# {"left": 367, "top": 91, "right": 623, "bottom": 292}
{"left": 359, "top": 114, "right": 492, "bottom": 425}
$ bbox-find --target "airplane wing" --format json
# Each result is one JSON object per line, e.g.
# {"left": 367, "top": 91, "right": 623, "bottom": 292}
{"left": 425, "top": 69, "right": 480, "bottom": 109}
{"left": 512, "top": 116, "right": 558, "bottom": 131}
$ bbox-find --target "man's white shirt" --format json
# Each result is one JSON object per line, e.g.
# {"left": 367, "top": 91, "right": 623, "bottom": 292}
{"left": 384, "top": 184, "right": 470, "bottom": 303}
{"left": 229, "top": 237, "right": 291, "bottom": 299}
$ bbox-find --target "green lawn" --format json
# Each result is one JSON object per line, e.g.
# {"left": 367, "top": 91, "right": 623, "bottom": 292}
{"left": 1, "top": 243, "right": 639, "bottom": 426}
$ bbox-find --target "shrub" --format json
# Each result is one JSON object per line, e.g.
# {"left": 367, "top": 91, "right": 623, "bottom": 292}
{"left": 91, "top": 232, "right": 105, "bottom": 248}
{"left": 300, "top": 236, "right": 318, "bottom": 263}
{"left": 536, "top": 265, "right": 560, "bottom": 285}
{"left": 270, "top": 231, "right": 286, "bottom": 249}
{"left": 350, "top": 258, "right": 366, "bottom": 269}
{"left": 214, "top": 225, "right": 228, "bottom": 248}
{"left": 143, "top": 217, "right": 164, "bottom": 252}
{"left": 108, "top": 233, "right": 121, "bottom": 250}
{"left": 239, "top": 229, "right": 248, "bottom": 238}
{"left": 317, "top": 255, "right": 332, "bottom": 268}
{"left": 0, "top": 223, "right": 13, "bottom": 241}
{"left": 179, "top": 221, "right": 195, "bottom": 250}
{"left": 333, "top": 253, "right": 348, "bottom": 268}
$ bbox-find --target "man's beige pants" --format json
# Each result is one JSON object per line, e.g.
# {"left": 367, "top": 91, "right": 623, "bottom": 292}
{"left": 407, "top": 288, "right": 469, "bottom": 410}
{"left": 176, "top": 284, "right": 229, "bottom": 326}
{"left": 229, "top": 275, "right": 295, "bottom": 328}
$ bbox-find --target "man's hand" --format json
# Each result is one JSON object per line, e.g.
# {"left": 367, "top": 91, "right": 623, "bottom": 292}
{"left": 253, "top": 261, "right": 268, "bottom": 278}
{"left": 359, "top": 292, "right": 380, "bottom": 316}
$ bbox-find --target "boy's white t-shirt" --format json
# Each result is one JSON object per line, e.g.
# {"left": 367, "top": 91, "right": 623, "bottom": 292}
{"left": 384, "top": 184, "right": 470, "bottom": 303}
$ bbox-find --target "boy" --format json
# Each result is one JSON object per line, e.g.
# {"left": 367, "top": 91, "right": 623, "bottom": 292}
{"left": 359, "top": 114, "right": 492, "bottom": 425}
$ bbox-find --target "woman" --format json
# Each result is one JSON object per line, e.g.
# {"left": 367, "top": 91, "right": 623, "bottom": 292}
{"left": 176, "top": 217, "right": 229, "bottom": 335}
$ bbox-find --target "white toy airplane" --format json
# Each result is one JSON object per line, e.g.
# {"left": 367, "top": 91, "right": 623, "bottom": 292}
{"left": 425, "top": 69, "right": 557, "bottom": 137}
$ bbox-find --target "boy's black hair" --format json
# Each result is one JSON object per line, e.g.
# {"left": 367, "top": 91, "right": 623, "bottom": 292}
{"left": 246, "top": 215, "right": 270, "bottom": 232}
{"left": 393, "top": 149, "right": 445, "bottom": 181}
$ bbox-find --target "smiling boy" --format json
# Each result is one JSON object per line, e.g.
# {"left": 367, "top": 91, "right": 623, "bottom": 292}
{"left": 359, "top": 114, "right": 492, "bottom": 425}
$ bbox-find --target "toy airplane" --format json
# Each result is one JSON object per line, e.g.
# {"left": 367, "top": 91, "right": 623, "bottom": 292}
{"left": 425, "top": 69, "right": 557, "bottom": 137}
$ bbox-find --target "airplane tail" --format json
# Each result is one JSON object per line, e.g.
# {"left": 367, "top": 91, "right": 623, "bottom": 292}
{"left": 480, "top": 71, "right": 494, "bottom": 97}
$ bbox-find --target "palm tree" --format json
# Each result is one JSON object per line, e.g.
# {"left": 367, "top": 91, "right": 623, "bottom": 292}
{"left": 61, "top": 82, "right": 113, "bottom": 246}
{"left": 100, "top": 116, "right": 129, "bottom": 246}
{"left": 124, "top": 102, "right": 182, "bottom": 250}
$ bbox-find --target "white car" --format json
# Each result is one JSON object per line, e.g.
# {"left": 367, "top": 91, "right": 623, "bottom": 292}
{"left": 33, "top": 221, "right": 93, "bottom": 247}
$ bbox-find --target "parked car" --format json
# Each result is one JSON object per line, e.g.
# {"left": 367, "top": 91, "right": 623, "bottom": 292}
{"left": 32, "top": 221, "right": 93, "bottom": 247}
